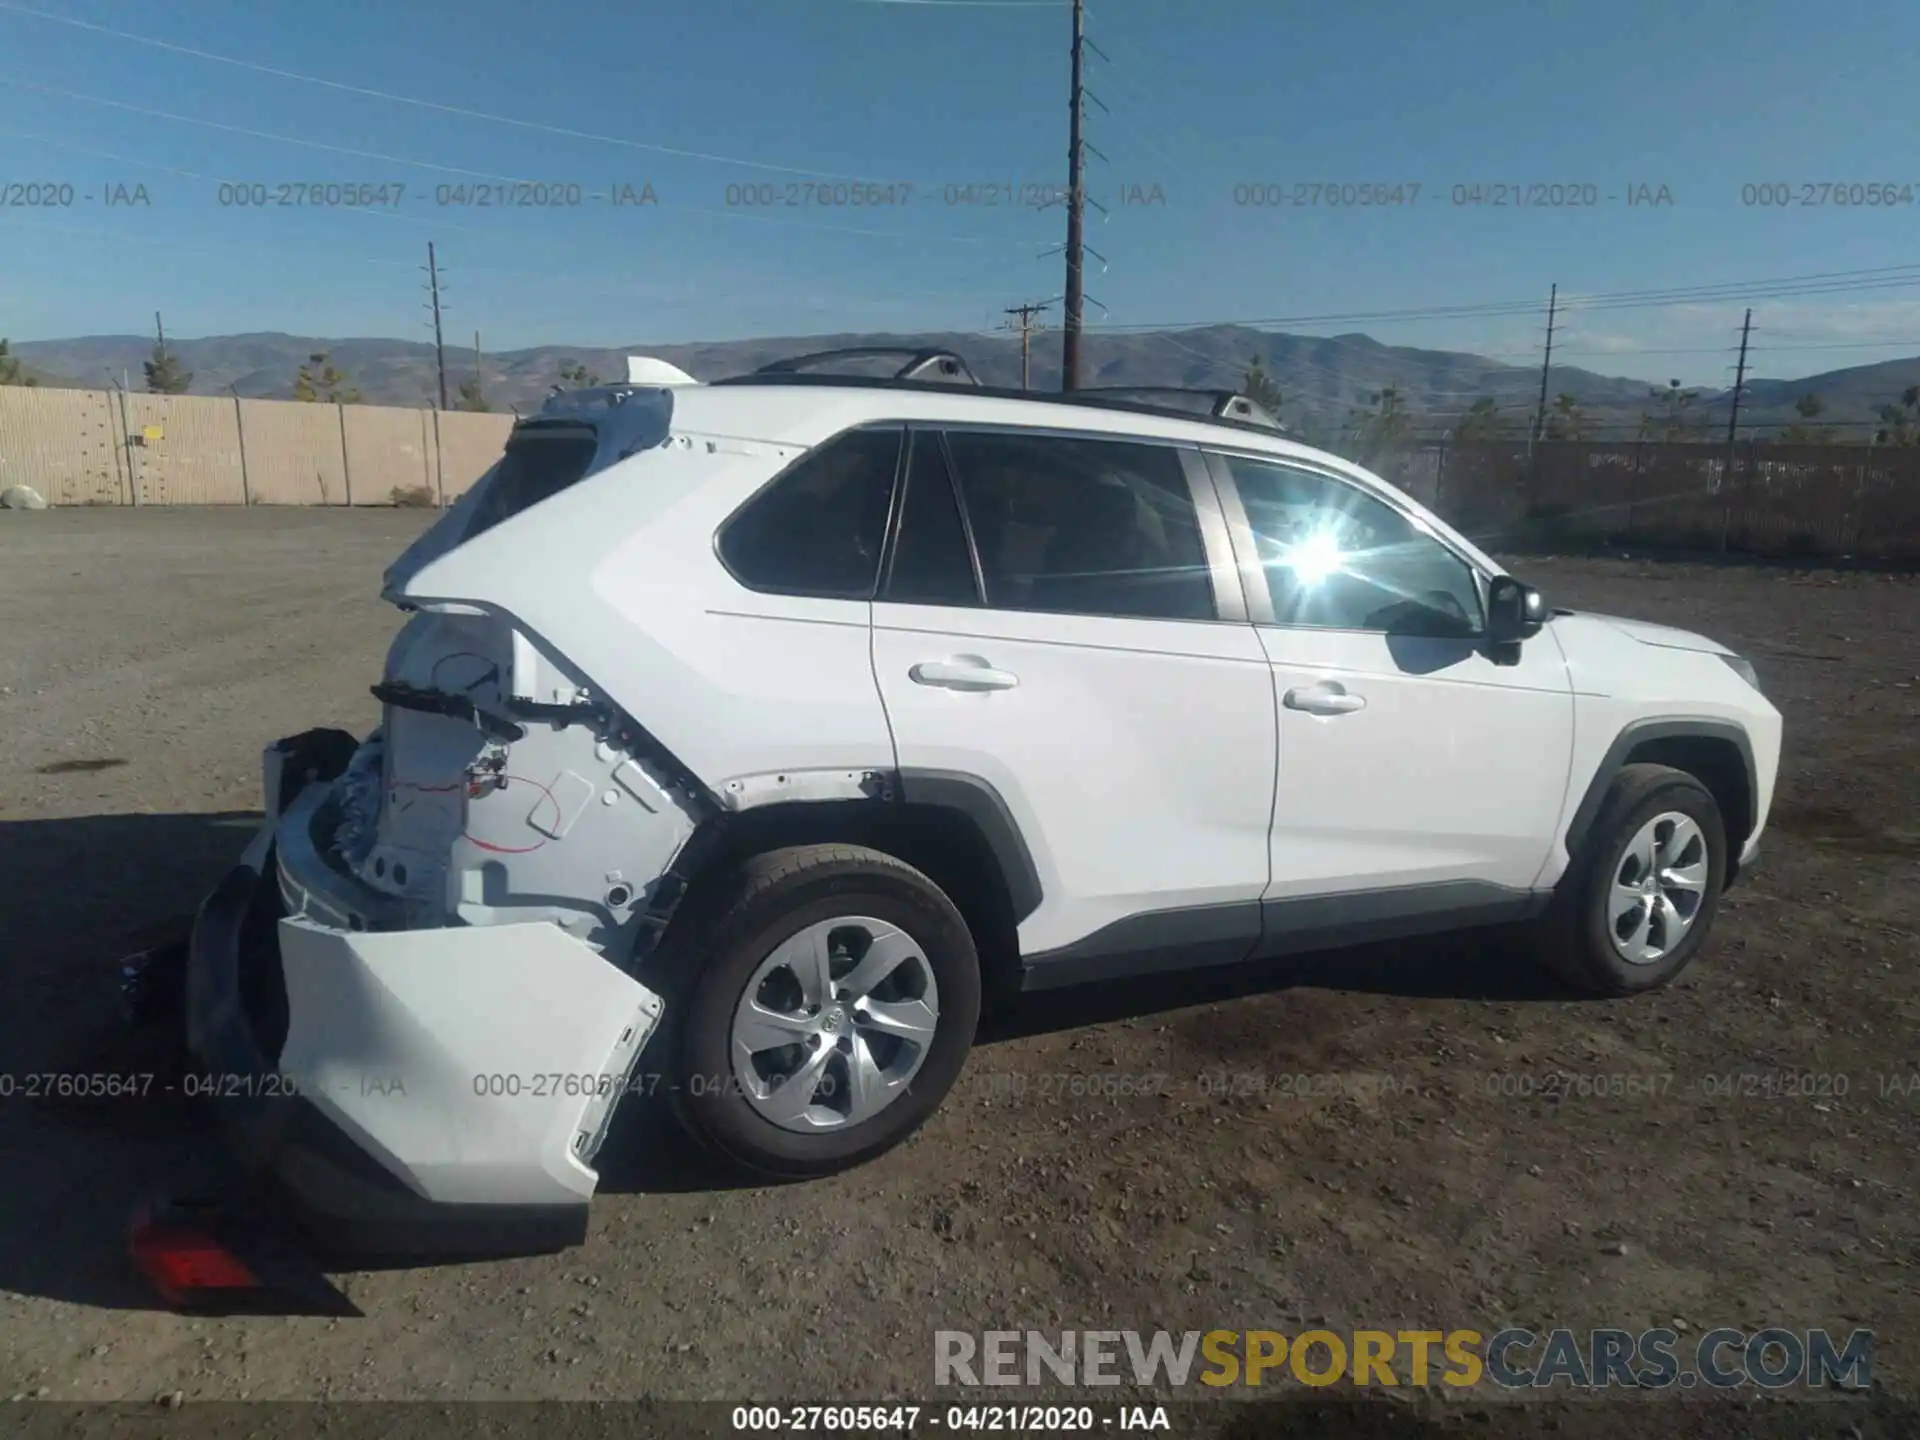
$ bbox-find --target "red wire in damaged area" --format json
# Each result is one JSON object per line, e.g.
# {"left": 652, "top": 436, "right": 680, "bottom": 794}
{"left": 382, "top": 773, "right": 558, "bottom": 853}
{"left": 461, "top": 774, "right": 558, "bottom": 855}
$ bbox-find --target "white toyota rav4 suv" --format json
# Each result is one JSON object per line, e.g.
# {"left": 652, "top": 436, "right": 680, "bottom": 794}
{"left": 179, "top": 348, "right": 1780, "bottom": 1259}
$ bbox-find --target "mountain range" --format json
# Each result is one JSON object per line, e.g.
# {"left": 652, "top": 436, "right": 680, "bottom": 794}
{"left": 11, "top": 325, "right": 1919, "bottom": 439}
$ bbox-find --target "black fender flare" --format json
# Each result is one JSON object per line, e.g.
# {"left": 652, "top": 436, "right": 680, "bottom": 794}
{"left": 895, "top": 768, "right": 1044, "bottom": 923}
{"left": 1563, "top": 717, "right": 1757, "bottom": 862}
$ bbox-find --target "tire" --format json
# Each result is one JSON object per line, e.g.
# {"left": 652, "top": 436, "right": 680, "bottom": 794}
{"left": 1539, "top": 763, "right": 1727, "bottom": 996}
{"left": 662, "top": 844, "right": 980, "bottom": 1179}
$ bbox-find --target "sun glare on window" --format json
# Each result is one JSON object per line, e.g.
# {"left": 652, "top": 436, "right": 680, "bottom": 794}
{"left": 1278, "top": 529, "right": 1348, "bottom": 585}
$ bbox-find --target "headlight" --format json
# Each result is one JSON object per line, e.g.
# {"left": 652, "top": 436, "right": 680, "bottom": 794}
{"left": 1719, "top": 653, "right": 1761, "bottom": 691}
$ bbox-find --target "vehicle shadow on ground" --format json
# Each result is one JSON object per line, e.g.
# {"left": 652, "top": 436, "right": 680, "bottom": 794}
{"left": 0, "top": 808, "right": 1572, "bottom": 1310}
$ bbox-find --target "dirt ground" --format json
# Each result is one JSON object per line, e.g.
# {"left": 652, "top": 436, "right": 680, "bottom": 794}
{"left": 1, "top": 508, "right": 1915, "bottom": 1425}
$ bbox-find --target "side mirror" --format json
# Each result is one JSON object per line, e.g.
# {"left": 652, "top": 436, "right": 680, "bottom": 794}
{"left": 1486, "top": 576, "right": 1546, "bottom": 644}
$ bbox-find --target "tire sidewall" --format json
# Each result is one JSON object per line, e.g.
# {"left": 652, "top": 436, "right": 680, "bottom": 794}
{"left": 1576, "top": 776, "right": 1727, "bottom": 993}
{"left": 676, "top": 865, "right": 979, "bottom": 1176}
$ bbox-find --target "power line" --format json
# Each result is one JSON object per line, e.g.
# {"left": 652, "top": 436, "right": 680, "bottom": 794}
{"left": 1082, "top": 263, "right": 1920, "bottom": 334}
{"left": 0, "top": 0, "right": 892, "bottom": 181}
{"left": 0, "top": 75, "right": 1039, "bottom": 248}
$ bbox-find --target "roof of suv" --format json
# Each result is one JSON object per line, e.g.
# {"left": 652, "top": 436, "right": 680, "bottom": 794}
{"left": 653, "top": 379, "right": 1335, "bottom": 466}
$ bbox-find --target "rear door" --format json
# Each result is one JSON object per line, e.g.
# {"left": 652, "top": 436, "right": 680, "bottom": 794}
{"left": 870, "top": 427, "right": 1276, "bottom": 974}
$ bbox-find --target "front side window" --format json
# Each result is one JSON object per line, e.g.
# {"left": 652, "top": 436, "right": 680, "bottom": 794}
{"left": 718, "top": 427, "right": 902, "bottom": 598}
{"left": 942, "top": 431, "right": 1215, "bottom": 621}
{"left": 1218, "top": 455, "right": 1484, "bottom": 637}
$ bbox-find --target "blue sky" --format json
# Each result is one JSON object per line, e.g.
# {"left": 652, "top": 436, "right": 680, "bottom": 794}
{"left": 3, "top": 0, "right": 1919, "bottom": 385}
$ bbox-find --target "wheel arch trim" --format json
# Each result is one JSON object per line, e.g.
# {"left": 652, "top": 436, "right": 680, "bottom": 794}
{"left": 1563, "top": 717, "right": 1757, "bottom": 866}
{"left": 893, "top": 768, "right": 1044, "bottom": 923}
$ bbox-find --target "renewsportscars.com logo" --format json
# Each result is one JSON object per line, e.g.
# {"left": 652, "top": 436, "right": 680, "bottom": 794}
{"left": 933, "top": 1328, "right": 1873, "bottom": 1391}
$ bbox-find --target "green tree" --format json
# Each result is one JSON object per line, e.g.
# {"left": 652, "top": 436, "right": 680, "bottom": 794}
{"left": 1873, "top": 385, "right": 1920, "bottom": 446}
{"left": 1452, "top": 396, "right": 1512, "bottom": 442}
{"left": 143, "top": 341, "right": 192, "bottom": 394}
{"left": 1638, "top": 378, "right": 1704, "bottom": 442}
{"left": 292, "top": 351, "right": 362, "bottom": 404}
{"left": 555, "top": 359, "right": 602, "bottom": 389}
{"left": 1778, "top": 392, "right": 1835, "bottom": 445}
{"left": 1339, "top": 386, "right": 1411, "bottom": 468}
{"left": 1241, "top": 355, "right": 1284, "bottom": 419}
{"left": 456, "top": 373, "right": 490, "bottom": 412}
{"left": 1542, "top": 391, "right": 1590, "bottom": 441}
{"left": 0, "top": 337, "right": 36, "bottom": 387}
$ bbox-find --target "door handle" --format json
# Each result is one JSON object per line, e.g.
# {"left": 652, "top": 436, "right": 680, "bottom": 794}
{"left": 1284, "top": 681, "right": 1366, "bottom": 715}
{"left": 909, "top": 657, "right": 1020, "bottom": 692}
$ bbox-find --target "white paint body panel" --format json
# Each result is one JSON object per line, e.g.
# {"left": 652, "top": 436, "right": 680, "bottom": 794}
{"left": 872, "top": 603, "right": 1276, "bottom": 954}
{"left": 1257, "top": 624, "right": 1577, "bottom": 898}
{"left": 401, "top": 440, "right": 896, "bottom": 789}
{"left": 1539, "top": 613, "right": 1782, "bottom": 882}
{"left": 276, "top": 916, "right": 663, "bottom": 1206}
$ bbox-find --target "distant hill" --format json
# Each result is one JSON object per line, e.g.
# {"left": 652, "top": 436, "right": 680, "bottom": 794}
{"left": 11, "top": 325, "right": 1919, "bottom": 439}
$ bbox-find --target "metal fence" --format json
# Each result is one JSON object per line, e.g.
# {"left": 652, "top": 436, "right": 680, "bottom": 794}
{"left": 0, "top": 385, "right": 516, "bottom": 507}
{"left": 1387, "top": 440, "right": 1920, "bottom": 561}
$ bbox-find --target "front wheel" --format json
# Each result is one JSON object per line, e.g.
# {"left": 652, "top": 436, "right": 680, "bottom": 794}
{"left": 669, "top": 844, "right": 980, "bottom": 1178}
{"left": 1540, "top": 763, "right": 1728, "bottom": 996}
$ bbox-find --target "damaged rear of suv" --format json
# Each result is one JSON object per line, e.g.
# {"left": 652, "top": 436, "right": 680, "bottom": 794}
{"left": 184, "top": 379, "right": 726, "bottom": 1257}
{"left": 180, "top": 358, "right": 1005, "bottom": 1261}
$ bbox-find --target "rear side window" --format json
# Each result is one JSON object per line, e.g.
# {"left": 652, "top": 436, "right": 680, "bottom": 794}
{"left": 719, "top": 427, "right": 903, "bottom": 598}
{"left": 466, "top": 429, "right": 600, "bottom": 539}
{"left": 943, "top": 431, "right": 1216, "bottom": 621}
{"left": 882, "top": 431, "right": 981, "bottom": 607}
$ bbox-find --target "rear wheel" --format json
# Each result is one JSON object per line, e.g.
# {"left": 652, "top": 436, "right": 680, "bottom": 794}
{"left": 1540, "top": 763, "right": 1727, "bottom": 996}
{"left": 667, "top": 844, "right": 980, "bottom": 1178}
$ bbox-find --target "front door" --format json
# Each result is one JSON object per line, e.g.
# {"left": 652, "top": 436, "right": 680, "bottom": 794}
{"left": 1205, "top": 450, "right": 1575, "bottom": 916}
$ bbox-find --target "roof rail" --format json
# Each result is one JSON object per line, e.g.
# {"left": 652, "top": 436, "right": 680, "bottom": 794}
{"left": 709, "top": 363, "right": 1300, "bottom": 440}
{"left": 749, "top": 347, "right": 980, "bottom": 386}
{"left": 1075, "top": 386, "right": 1285, "bottom": 432}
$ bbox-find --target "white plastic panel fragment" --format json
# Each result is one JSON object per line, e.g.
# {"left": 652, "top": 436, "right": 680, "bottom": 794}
{"left": 626, "top": 355, "right": 701, "bottom": 386}
{"left": 276, "top": 917, "right": 663, "bottom": 1206}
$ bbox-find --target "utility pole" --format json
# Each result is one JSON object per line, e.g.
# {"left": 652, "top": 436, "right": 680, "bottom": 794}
{"left": 471, "top": 330, "right": 483, "bottom": 408}
{"left": 1726, "top": 307, "right": 1753, "bottom": 444}
{"left": 1530, "top": 283, "right": 1557, "bottom": 447}
{"left": 1060, "top": 0, "right": 1086, "bottom": 392}
{"left": 425, "top": 241, "right": 449, "bottom": 411}
{"left": 1004, "top": 302, "right": 1051, "bottom": 390}
{"left": 154, "top": 311, "right": 166, "bottom": 360}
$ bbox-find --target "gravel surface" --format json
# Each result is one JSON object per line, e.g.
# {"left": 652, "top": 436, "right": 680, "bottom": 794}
{"left": 1, "top": 508, "right": 1915, "bottom": 1417}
